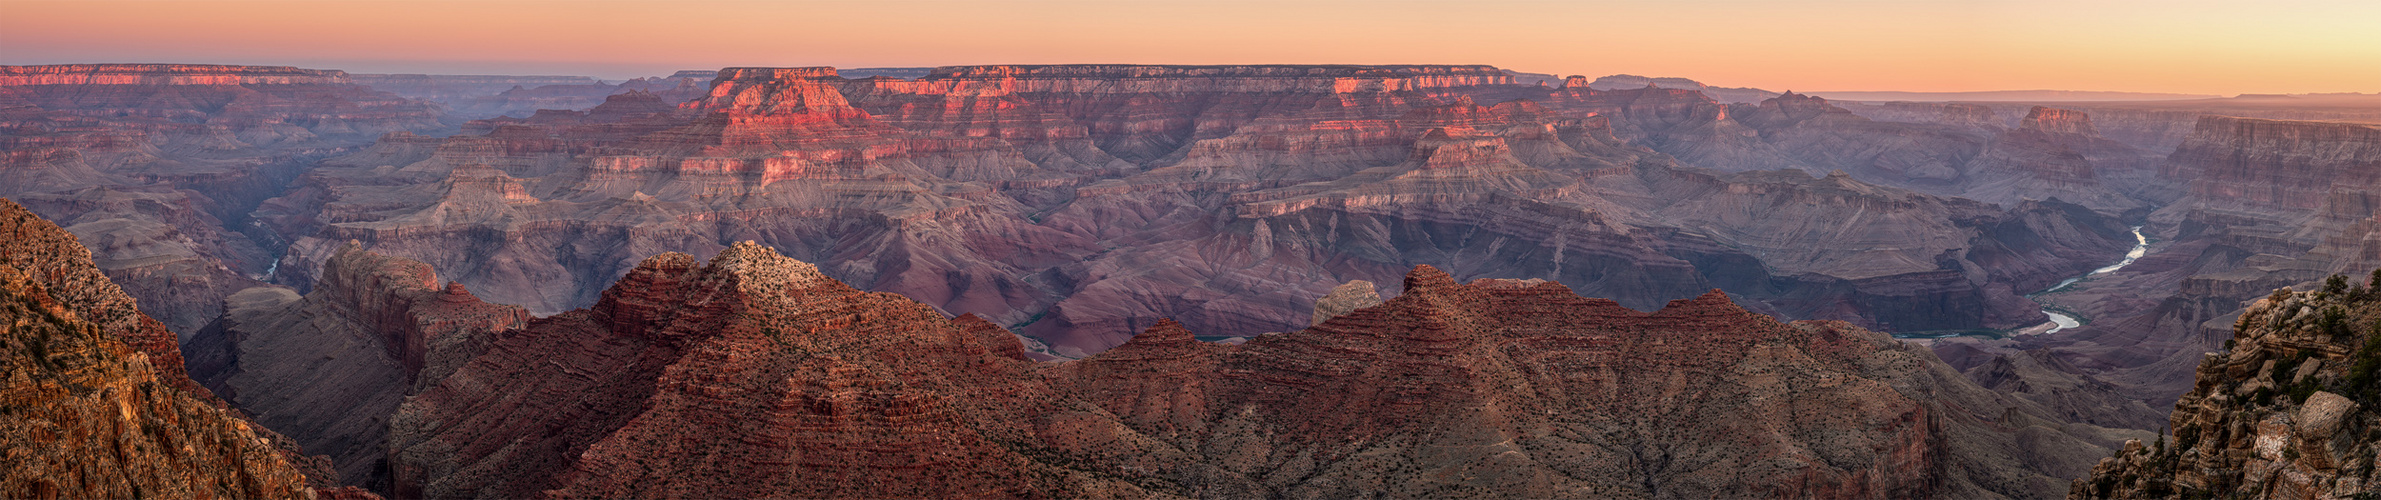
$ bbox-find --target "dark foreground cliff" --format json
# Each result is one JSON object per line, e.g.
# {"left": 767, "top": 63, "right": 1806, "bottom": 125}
{"left": 2073, "top": 273, "right": 2381, "bottom": 499}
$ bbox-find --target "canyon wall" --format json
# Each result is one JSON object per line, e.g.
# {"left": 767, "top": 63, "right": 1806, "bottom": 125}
{"left": 255, "top": 65, "right": 2133, "bottom": 358}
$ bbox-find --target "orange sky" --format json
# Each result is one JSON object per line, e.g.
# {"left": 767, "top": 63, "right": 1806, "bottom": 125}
{"left": 3, "top": 0, "right": 2376, "bottom": 95}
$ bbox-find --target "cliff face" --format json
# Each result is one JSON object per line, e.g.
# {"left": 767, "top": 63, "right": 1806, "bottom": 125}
{"left": 0, "top": 200, "right": 349, "bottom": 498}
{"left": 2168, "top": 117, "right": 2381, "bottom": 214}
{"left": 1957, "top": 107, "right": 2164, "bottom": 212}
{"left": 374, "top": 244, "right": 2131, "bottom": 498}
{"left": 2073, "top": 282, "right": 2381, "bottom": 499}
{"left": 185, "top": 241, "right": 528, "bottom": 489}
{"left": 257, "top": 65, "right": 2132, "bottom": 358}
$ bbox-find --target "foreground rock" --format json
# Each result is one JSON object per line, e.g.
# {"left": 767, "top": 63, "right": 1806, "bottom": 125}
{"left": 375, "top": 242, "right": 2136, "bottom": 498}
{"left": 2073, "top": 281, "right": 2380, "bottom": 499}
{"left": 0, "top": 200, "right": 355, "bottom": 498}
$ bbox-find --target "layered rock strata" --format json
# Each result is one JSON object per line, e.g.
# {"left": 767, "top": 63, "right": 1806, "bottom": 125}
{"left": 257, "top": 65, "right": 2133, "bottom": 358}
{"left": 2026, "top": 117, "right": 2381, "bottom": 410}
{"left": 378, "top": 245, "right": 2140, "bottom": 498}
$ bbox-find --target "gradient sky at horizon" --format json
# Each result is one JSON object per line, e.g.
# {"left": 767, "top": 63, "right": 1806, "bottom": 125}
{"left": 3, "top": 0, "right": 2375, "bottom": 95}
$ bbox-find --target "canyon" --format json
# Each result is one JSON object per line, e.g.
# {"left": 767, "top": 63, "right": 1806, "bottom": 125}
{"left": 242, "top": 64, "right": 2139, "bottom": 358}
{"left": 4, "top": 61, "right": 2378, "bottom": 498}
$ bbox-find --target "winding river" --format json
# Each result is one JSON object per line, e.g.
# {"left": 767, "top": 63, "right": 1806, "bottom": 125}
{"left": 2031, "top": 226, "right": 2150, "bottom": 334}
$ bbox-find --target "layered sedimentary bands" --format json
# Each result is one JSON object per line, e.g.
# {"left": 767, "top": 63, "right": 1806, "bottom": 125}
{"left": 0, "top": 200, "right": 352, "bottom": 498}
{"left": 186, "top": 241, "right": 2131, "bottom": 498}
{"left": 12, "top": 61, "right": 2381, "bottom": 499}
{"left": 2004, "top": 117, "right": 2381, "bottom": 416}
{"left": 255, "top": 64, "right": 2137, "bottom": 358}
{"left": 1, "top": 63, "right": 445, "bottom": 337}
{"left": 2073, "top": 281, "right": 2381, "bottom": 498}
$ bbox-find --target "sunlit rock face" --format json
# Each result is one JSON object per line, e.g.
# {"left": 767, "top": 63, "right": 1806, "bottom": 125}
{"left": 252, "top": 64, "right": 2132, "bottom": 358}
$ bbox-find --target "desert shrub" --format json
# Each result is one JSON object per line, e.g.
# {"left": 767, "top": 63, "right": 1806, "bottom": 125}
{"left": 2346, "top": 319, "right": 2381, "bottom": 406}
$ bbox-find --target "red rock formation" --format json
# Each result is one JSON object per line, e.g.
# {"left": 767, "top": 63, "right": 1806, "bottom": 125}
{"left": 387, "top": 249, "right": 2131, "bottom": 498}
{"left": 0, "top": 198, "right": 203, "bottom": 396}
{"left": 390, "top": 242, "right": 1149, "bottom": 498}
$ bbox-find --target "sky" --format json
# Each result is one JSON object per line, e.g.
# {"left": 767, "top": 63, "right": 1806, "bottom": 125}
{"left": 2, "top": 0, "right": 2376, "bottom": 95}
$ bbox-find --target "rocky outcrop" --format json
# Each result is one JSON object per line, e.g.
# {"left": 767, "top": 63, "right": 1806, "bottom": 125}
{"left": 0, "top": 199, "right": 202, "bottom": 395}
{"left": 0, "top": 200, "right": 353, "bottom": 498}
{"left": 186, "top": 241, "right": 528, "bottom": 489}
{"left": 1309, "top": 279, "right": 1382, "bottom": 325}
{"left": 2072, "top": 282, "right": 2381, "bottom": 499}
{"left": 0, "top": 264, "right": 321, "bottom": 499}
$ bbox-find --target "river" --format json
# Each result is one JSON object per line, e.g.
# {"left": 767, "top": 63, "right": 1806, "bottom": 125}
{"left": 2031, "top": 226, "right": 2149, "bottom": 334}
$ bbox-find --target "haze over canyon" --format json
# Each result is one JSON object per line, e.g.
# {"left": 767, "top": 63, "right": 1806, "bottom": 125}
{"left": 0, "top": 49, "right": 2376, "bottom": 499}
